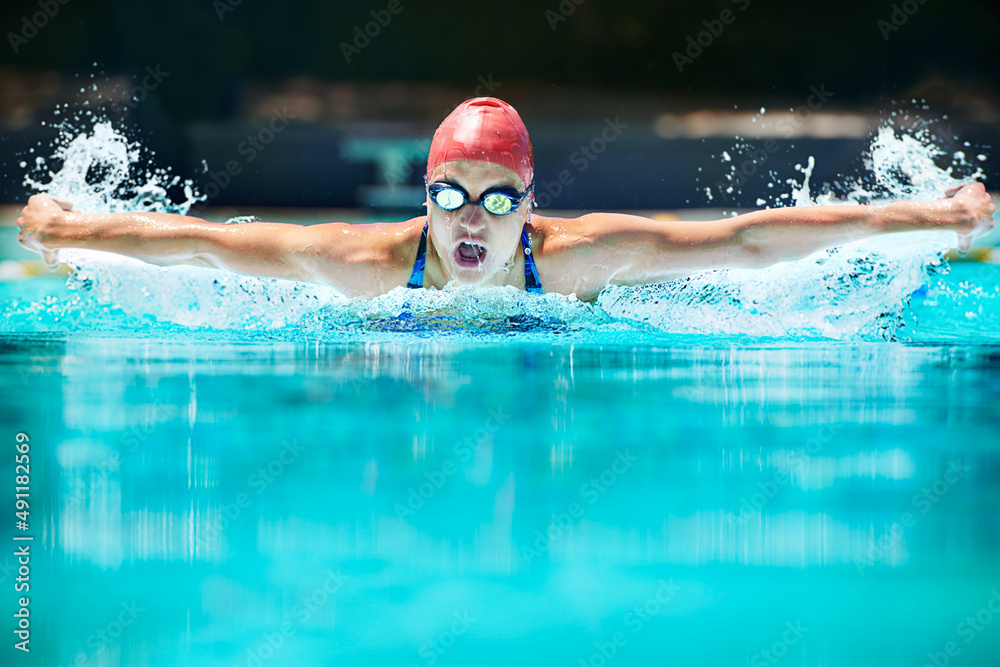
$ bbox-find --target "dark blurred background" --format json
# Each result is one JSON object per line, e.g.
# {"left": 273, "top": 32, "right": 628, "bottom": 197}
{"left": 1, "top": 0, "right": 999, "bottom": 212}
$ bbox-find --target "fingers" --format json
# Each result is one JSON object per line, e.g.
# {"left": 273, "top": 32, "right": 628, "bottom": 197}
{"left": 25, "top": 193, "right": 74, "bottom": 210}
{"left": 944, "top": 182, "right": 977, "bottom": 198}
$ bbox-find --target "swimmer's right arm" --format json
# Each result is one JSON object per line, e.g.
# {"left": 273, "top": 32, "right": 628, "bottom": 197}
{"left": 15, "top": 194, "right": 405, "bottom": 298}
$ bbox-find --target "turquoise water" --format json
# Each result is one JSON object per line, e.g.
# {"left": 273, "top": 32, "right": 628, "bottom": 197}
{"left": 2, "top": 262, "right": 1000, "bottom": 667}
{"left": 3, "top": 108, "right": 1000, "bottom": 666}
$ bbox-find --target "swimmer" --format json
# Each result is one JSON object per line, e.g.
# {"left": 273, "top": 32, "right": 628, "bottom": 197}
{"left": 15, "top": 97, "right": 996, "bottom": 303}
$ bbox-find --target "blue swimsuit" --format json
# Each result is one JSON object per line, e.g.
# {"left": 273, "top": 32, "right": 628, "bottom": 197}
{"left": 406, "top": 220, "right": 543, "bottom": 293}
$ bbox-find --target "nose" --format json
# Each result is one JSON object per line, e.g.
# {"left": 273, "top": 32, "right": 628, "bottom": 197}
{"left": 460, "top": 204, "right": 488, "bottom": 232}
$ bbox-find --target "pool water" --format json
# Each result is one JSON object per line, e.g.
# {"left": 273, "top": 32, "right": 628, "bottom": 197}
{"left": 3, "top": 105, "right": 1000, "bottom": 667}
{"left": 2, "top": 262, "right": 1000, "bottom": 667}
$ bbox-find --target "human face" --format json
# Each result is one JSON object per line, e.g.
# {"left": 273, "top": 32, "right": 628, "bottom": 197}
{"left": 426, "top": 160, "right": 531, "bottom": 286}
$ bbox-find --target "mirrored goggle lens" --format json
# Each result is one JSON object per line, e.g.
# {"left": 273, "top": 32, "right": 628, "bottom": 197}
{"left": 483, "top": 193, "right": 516, "bottom": 215}
{"left": 432, "top": 188, "right": 465, "bottom": 210}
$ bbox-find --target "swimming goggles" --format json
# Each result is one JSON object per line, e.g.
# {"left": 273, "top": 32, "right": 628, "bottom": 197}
{"left": 425, "top": 176, "right": 533, "bottom": 216}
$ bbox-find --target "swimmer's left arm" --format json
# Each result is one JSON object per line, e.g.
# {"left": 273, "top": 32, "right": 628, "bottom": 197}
{"left": 568, "top": 183, "right": 994, "bottom": 290}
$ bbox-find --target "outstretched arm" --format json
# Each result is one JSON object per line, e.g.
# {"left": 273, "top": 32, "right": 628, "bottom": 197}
{"left": 551, "top": 183, "right": 995, "bottom": 297}
{"left": 15, "top": 194, "right": 413, "bottom": 298}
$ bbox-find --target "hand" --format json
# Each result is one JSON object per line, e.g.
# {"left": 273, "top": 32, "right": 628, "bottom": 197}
{"left": 942, "top": 182, "right": 996, "bottom": 235}
{"left": 15, "top": 194, "right": 74, "bottom": 267}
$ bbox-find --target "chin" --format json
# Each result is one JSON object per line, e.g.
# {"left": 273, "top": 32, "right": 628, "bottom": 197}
{"left": 449, "top": 264, "right": 496, "bottom": 287}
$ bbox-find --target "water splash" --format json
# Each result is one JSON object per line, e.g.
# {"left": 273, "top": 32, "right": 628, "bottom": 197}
{"left": 25, "top": 121, "right": 200, "bottom": 216}
{"left": 602, "top": 107, "right": 992, "bottom": 340}
{"left": 598, "top": 234, "right": 948, "bottom": 340}
{"left": 903, "top": 263, "right": 1000, "bottom": 343}
{"left": 4, "top": 110, "right": 994, "bottom": 341}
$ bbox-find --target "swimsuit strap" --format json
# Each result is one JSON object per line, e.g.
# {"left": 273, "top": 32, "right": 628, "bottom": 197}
{"left": 521, "top": 224, "right": 543, "bottom": 294}
{"left": 405, "top": 220, "right": 429, "bottom": 288}
{"left": 406, "top": 220, "right": 543, "bottom": 294}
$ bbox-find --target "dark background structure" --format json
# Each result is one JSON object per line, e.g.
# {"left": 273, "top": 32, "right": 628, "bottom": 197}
{"left": 1, "top": 0, "right": 998, "bottom": 211}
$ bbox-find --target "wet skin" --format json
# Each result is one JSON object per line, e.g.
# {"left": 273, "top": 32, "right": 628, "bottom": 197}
{"left": 15, "top": 168, "right": 997, "bottom": 304}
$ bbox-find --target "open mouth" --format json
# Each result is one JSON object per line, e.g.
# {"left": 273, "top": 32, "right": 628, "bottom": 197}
{"left": 454, "top": 241, "right": 487, "bottom": 267}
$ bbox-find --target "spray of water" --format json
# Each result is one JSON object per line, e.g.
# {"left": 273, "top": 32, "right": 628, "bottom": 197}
{"left": 3, "top": 104, "right": 993, "bottom": 341}
{"left": 601, "top": 104, "right": 991, "bottom": 340}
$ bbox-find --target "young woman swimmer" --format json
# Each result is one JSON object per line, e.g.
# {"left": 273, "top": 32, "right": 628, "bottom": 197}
{"left": 15, "top": 97, "right": 996, "bottom": 303}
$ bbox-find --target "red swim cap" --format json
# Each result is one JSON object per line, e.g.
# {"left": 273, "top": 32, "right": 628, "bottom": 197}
{"left": 426, "top": 97, "right": 534, "bottom": 189}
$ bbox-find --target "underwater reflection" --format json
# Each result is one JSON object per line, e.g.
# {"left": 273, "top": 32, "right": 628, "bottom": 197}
{"left": 5, "top": 337, "right": 994, "bottom": 665}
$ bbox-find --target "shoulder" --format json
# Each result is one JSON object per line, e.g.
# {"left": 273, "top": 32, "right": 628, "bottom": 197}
{"left": 301, "top": 216, "right": 426, "bottom": 266}
{"left": 286, "top": 217, "right": 426, "bottom": 298}
{"left": 366, "top": 216, "right": 427, "bottom": 266}
{"left": 524, "top": 214, "right": 615, "bottom": 301}
{"left": 525, "top": 214, "right": 589, "bottom": 256}
{"left": 528, "top": 213, "right": 642, "bottom": 260}
{"left": 531, "top": 212, "right": 693, "bottom": 259}
{"left": 529, "top": 212, "right": 661, "bottom": 245}
{"left": 527, "top": 212, "right": 684, "bottom": 301}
